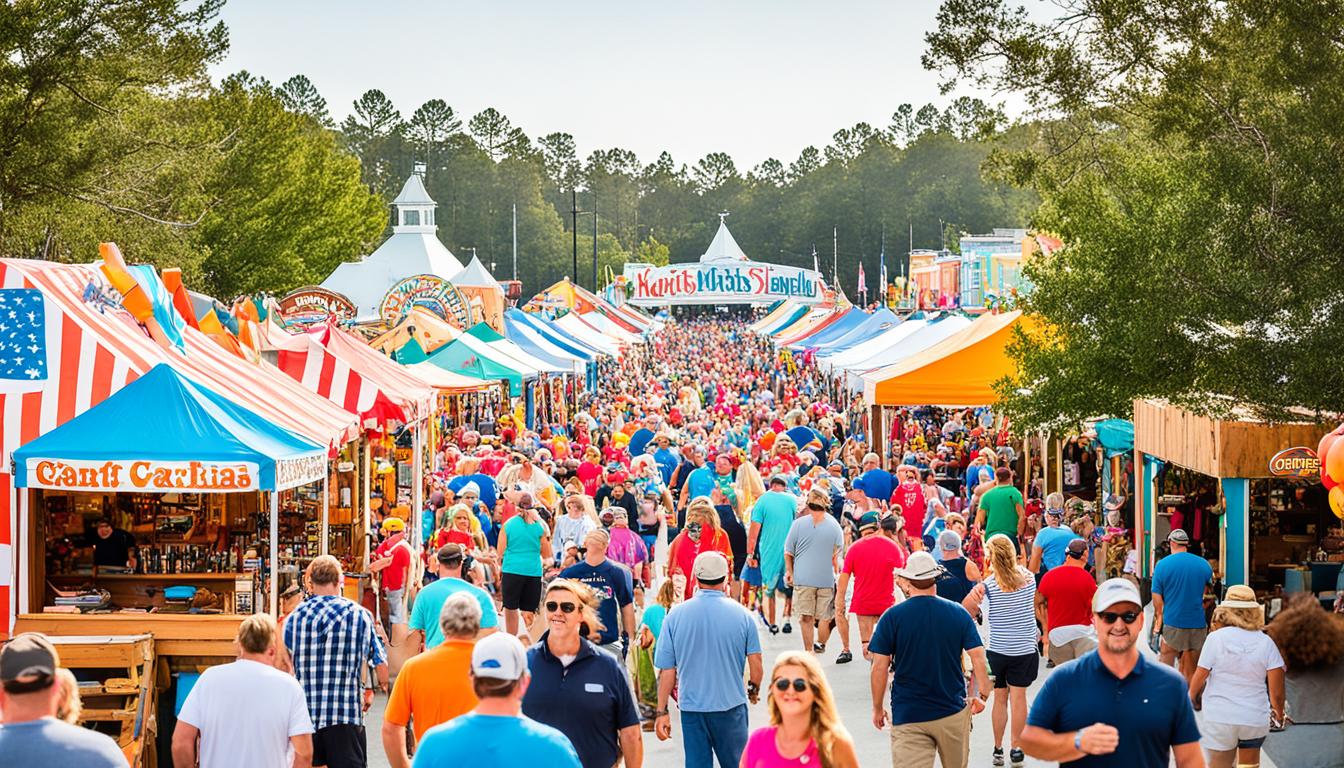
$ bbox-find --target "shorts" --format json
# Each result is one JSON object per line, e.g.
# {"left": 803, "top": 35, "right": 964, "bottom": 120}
{"left": 1162, "top": 625, "right": 1208, "bottom": 653}
{"left": 741, "top": 564, "right": 762, "bottom": 587}
{"left": 1201, "top": 720, "right": 1269, "bottom": 751}
{"left": 772, "top": 571, "right": 794, "bottom": 599}
{"left": 500, "top": 572, "right": 542, "bottom": 612}
{"left": 794, "top": 586, "right": 835, "bottom": 621}
{"left": 313, "top": 723, "right": 367, "bottom": 768}
{"left": 384, "top": 587, "right": 406, "bottom": 625}
{"left": 1047, "top": 636, "right": 1097, "bottom": 665}
{"left": 987, "top": 650, "right": 1039, "bottom": 688}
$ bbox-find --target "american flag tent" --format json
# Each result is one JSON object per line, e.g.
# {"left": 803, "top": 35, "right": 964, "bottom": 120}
{"left": 0, "top": 259, "right": 361, "bottom": 632}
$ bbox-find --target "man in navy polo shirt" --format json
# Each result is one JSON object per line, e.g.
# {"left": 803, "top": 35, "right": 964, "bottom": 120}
{"left": 1021, "top": 578, "right": 1203, "bottom": 767}
{"left": 560, "top": 528, "right": 635, "bottom": 659}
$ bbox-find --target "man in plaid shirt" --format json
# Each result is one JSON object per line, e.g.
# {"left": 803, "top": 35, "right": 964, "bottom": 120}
{"left": 284, "top": 555, "right": 389, "bottom": 768}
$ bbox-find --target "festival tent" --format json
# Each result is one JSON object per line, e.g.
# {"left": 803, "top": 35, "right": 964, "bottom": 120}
{"left": 14, "top": 363, "right": 326, "bottom": 493}
{"left": 787, "top": 306, "right": 868, "bottom": 350}
{"left": 833, "top": 313, "right": 976, "bottom": 391}
{"left": 774, "top": 306, "right": 847, "bottom": 347}
{"left": 505, "top": 308, "right": 602, "bottom": 361}
{"left": 554, "top": 313, "right": 624, "bottom": 356}
{"left": 464, "top": 322, "right": 568, "bottom": 375}
{"left": 819, "top": 316, "right": 923, "bottom": 373}
{"left": 862, "top": 310, "right": 1027, "bottom": 406}
{"left": 451, "top": 255, "right": 507, "bottom": 332}
{"left": 404, "top": 362, "right": 498, "bottom": 394}
{"left": 503, "top": 313, "right": 592, "bottom": 372}
{"left": 754, "top": 303, "right": 809, "bottom": 337}
{"left": 370, "top": 307, "right": 461, "bottom": 358}
{"left": 748, "top": 301, "right": 791, "bottom": 334}
{"left": 578, "top": 310, "right": 641, "bottom": 343}
{"left": 525, "top": 278, "right": 646, "bottom": 335}
{"left": 423, "top": 337, "right": 530, "bottom": 396}
{"left": 275, "top": 322, "right": 437, "bottom": 423}
{"left": 811, "top": 307, "right": 900, "bottom": 354}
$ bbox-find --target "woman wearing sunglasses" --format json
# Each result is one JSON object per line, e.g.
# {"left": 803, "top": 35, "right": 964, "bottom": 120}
{"left": 522, "top": 579, "right": 642, "bottom": 768}
{"left": 741, "top": 651, "right": 857, "bottom": 767}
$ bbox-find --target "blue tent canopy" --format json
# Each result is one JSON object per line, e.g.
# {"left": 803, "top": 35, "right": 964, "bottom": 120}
{"left": 1095, "top": 418, "right": 1135, "bottom": 458}
{"left": 510, "top": 309, "right": 606, "bottom": 359}
{"left": 504, "top": 309, "right": 594, "bottom": 363}
{"left": 14, "top": 364, "right": 326, "bottom": 492}
{"left": 788, "top": 307, "right": 868, "bottom": 350}
{"left": 811, "top": 308, "right": 900, "bottom": 353}
{"left": 757, "top": 304, "right": 809, "bottom": 336}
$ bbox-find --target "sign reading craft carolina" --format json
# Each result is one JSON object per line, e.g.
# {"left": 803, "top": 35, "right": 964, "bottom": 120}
{"left": 1269, "top": 446, "right": 1321, "bottom": 478}
{"left": 277, "top": 286, "right": 357, "bottom": 327}
{"left": 25, "top": 458, "right": 261, "bottom": 492}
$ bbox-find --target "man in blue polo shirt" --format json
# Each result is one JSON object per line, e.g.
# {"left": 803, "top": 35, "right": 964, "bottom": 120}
{"left": 1021, "top": 578, "right": 1203, "bottom": 767}
{"left": 1151, "top": 528, "right": 1214, "bottom": 683}
{"left": 854, "top": 452, "right": 894, "bottom": 506}
{"left": 653, "top": 551, "right": 763, "bottom": 767}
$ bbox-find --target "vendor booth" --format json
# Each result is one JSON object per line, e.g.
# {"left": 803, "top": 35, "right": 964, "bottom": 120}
{"left": 1132, "top": 399, "right": 1338, "bottom": 601}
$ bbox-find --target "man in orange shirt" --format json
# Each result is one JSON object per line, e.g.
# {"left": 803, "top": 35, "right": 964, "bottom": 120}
{"left": 381, "top": 592, "right": 482, "bottom": 767}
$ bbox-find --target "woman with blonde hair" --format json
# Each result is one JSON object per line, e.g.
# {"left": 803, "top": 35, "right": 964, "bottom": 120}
{"left": 54, "top": 668, "right": 82, "bottom": 724}
{"left": 741, "top": 650, "right": 858, "bottom": 767}
{"left": 667, "top": 497, "right": 734, "bottom": 599}
{"left": 1189, "top": 585, "right": 1286, "bottom": 768}
{"left": 735, "top": 459, "right": 766, "bottom": 524}
{"left": 963, "top": 534, "right": 1038, "bottom": 767}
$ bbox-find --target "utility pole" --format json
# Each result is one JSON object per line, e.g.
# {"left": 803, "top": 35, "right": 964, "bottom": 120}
{"left": 833, "top": 227, "right": 838, "bottom": 285}
{"left": 591, "top": 192, "right": 598, "bottom": 292}
{"left": 512, "top": 202, "right": 517, "bottom": 281}
{"left": 571, "top": 189, "right": 579, "bottom": 285}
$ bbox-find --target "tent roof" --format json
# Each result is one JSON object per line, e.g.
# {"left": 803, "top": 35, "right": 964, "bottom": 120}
{"left": 812, "top": 307, "right": 900, "bottom": 353}
{"left": 14, "top": 364, "right": 325, "bottom": 491}
{"left": 392, "top": 172, "right": 435, "bottom": 206}
{"left": 403, "top": 361, "right": 494, "bottom": 393}
{"left": 320, "top": 233, "right": 465, "bottom": 321}
{"left": 424, "top": 337, "right": 527, "bottom": 396}
{"left": 862, "top": 311, "right": 1026, "bottom": 406}
{"left": 554, "top": 313, "right": 623, "bottom": 356}
{"left": 452, "top": 255, "right": 504, "bottom": 290}
{"left": 699, "top": 220, "right": 750, "bottom": 263}
{"left": 370, "top": 307, "right": 460, "bottom": 358}
{"left": 775, "top": 307, "right": 844, "bottom": 345}
{"left": 749, "top": 301, "right": 797, "bottom": 334}
{"left": 787, "top": 307, "right": 867, "bottom": 350}
{"left": 464, "top": 322, "right": 566, "bottom": 374}
{"left": 758, "top": 305, "right": 811, "bottom": 337}
{"left": 505, "top": 308, "right": 598, "bottom": 360}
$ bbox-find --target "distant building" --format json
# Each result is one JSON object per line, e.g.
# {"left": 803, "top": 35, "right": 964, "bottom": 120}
{"left": 906, "top": 248, "right": 962, "bottom": 310}
{"left": 904, "top": 228, "right": 1053, "bottom": 310}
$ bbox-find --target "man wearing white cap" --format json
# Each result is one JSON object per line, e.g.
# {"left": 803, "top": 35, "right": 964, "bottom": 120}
{"left": 411, "top": 632, "right": 580, "bottom": 768}
{"left": 653, "top": 550, "right": 763, "bottom": 767}
{"left": 869, "top": 551, "right": 991, "bottom": 768}
{"left": 1152, "top": 528, "right": 1213, "bottom": 683}
{"left": 1021, "top": 578, "right": 1202, "bottom": 767}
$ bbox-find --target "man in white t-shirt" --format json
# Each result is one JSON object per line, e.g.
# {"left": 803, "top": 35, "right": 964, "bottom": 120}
{"left": 174, "top": 613, "right": 314, "bottom": 768}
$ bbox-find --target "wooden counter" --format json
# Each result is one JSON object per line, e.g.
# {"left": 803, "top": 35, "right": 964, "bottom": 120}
{"left": 14, "top": 612, "right": 246, "bottom": 657}
{"left": 48, "top": 572, "right": 243, "bottom": 613}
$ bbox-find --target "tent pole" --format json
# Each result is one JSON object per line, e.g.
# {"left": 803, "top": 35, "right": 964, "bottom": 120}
{"left": 269, "top": 491, "right": 280, "bottom": 617}
{"left": 362, "top": 438, "right": 371, "bottom": 571}
{"left": 412, "top": 420, "right": 424, "bottom": 549}
{"left": 321, "top": 474, "right": 330, "bottom": 556}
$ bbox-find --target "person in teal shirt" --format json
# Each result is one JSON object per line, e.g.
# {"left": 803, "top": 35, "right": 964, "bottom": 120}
{"left": 746, "top": 475, "right": 800, "bottom": 633}
{"left": 410, "top": 545, "right": 497, "bottom": 650}
{"left": 497, "top": 495, "right": 552, "bottom": 637}
{"left": 413, "top": 633, "right": 579, "bottom": 768}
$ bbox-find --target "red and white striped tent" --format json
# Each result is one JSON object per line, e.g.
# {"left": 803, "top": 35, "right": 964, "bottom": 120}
{"left": 0, "top": 259, "right": 360, "bottom": 634}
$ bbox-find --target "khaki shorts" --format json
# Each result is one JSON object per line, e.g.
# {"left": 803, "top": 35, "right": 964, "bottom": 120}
{"left": 1162, "top": 625, "right": 1208, "bottom": 653}
{"left": 793, "top": 586, "right": 836, "bottom": 621}
{"left": 1047, "top": 636, "right": 1097, "bottom": 665}
{"left": 889, "top": 705, "right": 972, "bottom": 768}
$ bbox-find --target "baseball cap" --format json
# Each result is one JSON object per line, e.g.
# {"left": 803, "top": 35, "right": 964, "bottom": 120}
{"left": 381, "top": 516, "right": 405, "bottom": 533}
{"left": 471, "top": 632, "right": 528, "bottom": 681}
{"left": 1092, "top": 577, "right": 1143, "bottom": 612}
{"left": 436, "top": 544, "right": 466, "bottom": 564}
{"left": 1167, "top": 529, "right": 1190, "bottom": 544}
{"left": 768, "top": 473, "right": 789, "bottom": 487}
{"left": 895, "top": 551, "right": 945, "bottom": 580}
{"left": 858, "top": 512, "right": 880, "bottom": 532}
{"left": 692, "top": 551, "right": 729, "bottom": 584}
{"left": 937, "top": 529, "right": 962, "bottom": 552}
{"left": 0, "top": 632, "right": 58, "bottom": 684}
{"left": 1066, "top": 538, "right": 1088, "bottom": 558}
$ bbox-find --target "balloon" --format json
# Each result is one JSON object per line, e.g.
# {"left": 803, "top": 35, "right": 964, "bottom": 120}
{"left": 1319, "top": 426, "right": 1344, "bottom": 488}
{"left": 1328, "top": 438, "right": 1344, "bottom": 488}
{"left": 1330, "top": 486, "right": 1344, "bottom": 521}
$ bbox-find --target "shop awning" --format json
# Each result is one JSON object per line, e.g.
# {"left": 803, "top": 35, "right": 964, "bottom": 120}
{"left": 811, "top": 307, "right": 900, "bottom": 353}
{"left": 787, "top": 306, "right": 867, "bottom": 350}
{"left": 755, "top": 304, "right": 809, "bottom": 336}
{"left": 14, "top": 364, "right": 326, "bottom": 492}
{"left": 308, "top": 323, "right": 439, "bottom": 415}
{"left": 862, "top": 310, "right": 1027, "bottom": 406}
{"left": 423, "top": 337, "right": 529, "bottom": 396}
{"left": 578, "top": 310, "right": 641, "bottom": 343}
{"left": 505, "top": 308, "right": 600, "bottom": 360}
{"left": 774, "top": 306, "right": 843, "bottom": 345}
{"left": 464, "top": 322, "right": 568, "bottom": 375}
{"left": 554, "top": 313, "right": 624, "bottom": 356}
{"left": 403, "top": 362, "right": 496, "bottom": 394}
{"left": 369, "top": 307, "right": 461, "bottom": 358}
{"left": 748, "top": 301, "right": 792, "bottom": 333}
{"left": 501, "top": 314, "right": 590, "bottom": 372}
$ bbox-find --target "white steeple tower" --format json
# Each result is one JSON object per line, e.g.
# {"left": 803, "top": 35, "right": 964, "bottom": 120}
{"left": 392, "top": 161, "right": 436, "bottom": 234}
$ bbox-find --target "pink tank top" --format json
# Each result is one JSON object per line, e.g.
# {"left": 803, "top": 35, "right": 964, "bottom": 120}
{"left": 742, "top": 726, "right": 822, "bottom": 767}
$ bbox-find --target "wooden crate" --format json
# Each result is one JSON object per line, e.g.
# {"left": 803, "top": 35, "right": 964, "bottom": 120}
{"left": 46, "top": 634, "right": 157, "bottom": 768}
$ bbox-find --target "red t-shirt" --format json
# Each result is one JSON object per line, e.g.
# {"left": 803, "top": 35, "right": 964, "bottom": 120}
{"left": 375, "top": 535, "right": 413, "bottom": 591}
{"left": 1037, "top": 565, "right": 1098, "bottom": 632}
{"left": 841, "top": 535, "right": 907, "bottom": 615}
{"left": 576, "top": 461, "right": 603, "bottom": 496}
{"left": 892, "top": 481, "right": 924, "bottom": 537}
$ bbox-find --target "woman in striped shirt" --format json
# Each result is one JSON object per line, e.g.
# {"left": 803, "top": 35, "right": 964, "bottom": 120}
{"left": 964, "top": 534, "right": 1039, "bottom": 767}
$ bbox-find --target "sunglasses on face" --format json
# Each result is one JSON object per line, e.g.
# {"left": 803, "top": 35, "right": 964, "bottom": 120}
{"left": 773, "top": 677, "right": 811, "bottom": 693}
{"left": 546, "top": 600, "right": 578, "bottom": 614}
{"left": 1095, "top": 611, "right": 1140, "bottom": 625}
{"left": 807, "top": 503, "right": 827, "bottom": 511}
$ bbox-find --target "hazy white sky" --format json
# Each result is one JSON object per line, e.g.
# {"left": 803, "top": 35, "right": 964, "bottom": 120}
{"left": 213, "top": 0, "right": 988, "bottom": 169}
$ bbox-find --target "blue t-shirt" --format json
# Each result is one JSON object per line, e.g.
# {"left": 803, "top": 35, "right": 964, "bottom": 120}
{"left": 868, "top": 595, "right": 983, "bottom": 725}
{"left": 653, "top": 447, "right": 679, "bottom": 485}
{"left": 640, "top": 603, "right": 667, "bottom": 642}
{"left": 1151, "top": 551, "right": 1213, "bottom": 628}
{"left": 855, "top": 468, "right": 894, "bottom": 503}
{"left": 750, "top": 491, "right": 799, "bottom": 586}
{"left": 523, "top": 639, "right": 640, "bottom": 768}
{"left": 501, "top": 516, "right": 546, "bottom": 577}
{"left": 0, "top": 717, "right": 127, "bottom": 767}
{"left": 448, "top": 473, "right": 498, "bottom": 510}
{"left": 412, "top": 712, "right": 579, "bottom": 768}
{"left": 684, "top": 465, "right": 717, "bottom": 501}
{"left": 1034, "top": 525, "right": 1076, "bottom": 572}
{"left": 559, "top": 559, "right": 634, "bottom": 646}
{"left": 1026, "top": 651, "right": 1201, "bottom": 767}
{"left": 409, "top": 576, "right": 498, "bottom": 649}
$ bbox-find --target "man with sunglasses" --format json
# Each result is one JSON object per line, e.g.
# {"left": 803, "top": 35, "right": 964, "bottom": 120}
{"left": 1021, "top": 578, "right": 1203, "bottom": 767}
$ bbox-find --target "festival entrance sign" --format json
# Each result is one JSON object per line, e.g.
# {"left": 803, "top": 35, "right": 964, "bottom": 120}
{"left": 626, "top": 218, "right": 826, "bottom": 306}
{"left": 378, "top": 273, "right": 475, "bottom": 329}
{"left": 277, "top": 286, "right": 358, "bottom": 327}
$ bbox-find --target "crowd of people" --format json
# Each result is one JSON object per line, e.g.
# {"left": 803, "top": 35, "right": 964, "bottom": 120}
{"left": 2, "top": 312, "right": 1342, "bottom": 768}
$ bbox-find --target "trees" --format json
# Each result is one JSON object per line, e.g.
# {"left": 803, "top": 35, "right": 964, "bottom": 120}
{"left": 468, "top": 108, "right": 528, "bottom": 162}
{"left": 277, "top": 75, "right": 331, "bottom": 127}
{"left": 926, "top": 0, "right": 1344, "bottom": 426}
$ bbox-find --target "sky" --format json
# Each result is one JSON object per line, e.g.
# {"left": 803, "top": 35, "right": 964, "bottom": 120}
{"left": 211, "top": 0, "right": 993, "bottom": 169}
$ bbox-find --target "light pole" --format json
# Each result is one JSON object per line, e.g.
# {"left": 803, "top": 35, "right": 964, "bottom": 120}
{"left": 571, "top": 189, "right": 597, "bottom": 292}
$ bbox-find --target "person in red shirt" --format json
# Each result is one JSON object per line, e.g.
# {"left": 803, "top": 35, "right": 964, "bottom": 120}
{"left": 835, "top": 512, "right": 907, "bottom": 663}
{"left": 371, "top": 516, "right": 414, "bottom": 630}
{"left": 576, "top": 445, "right": 604, "bottom": 496}
{"left": 890, "top": 465, "right": 925, "bottom": 549}
{"left": 1034, "top": 538, "right": 1099, "bottom": 667}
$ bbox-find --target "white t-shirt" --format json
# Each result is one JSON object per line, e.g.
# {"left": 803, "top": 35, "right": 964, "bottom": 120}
{"left": 1197, "top": 626, "right": 1285, "bottom": 727}
{"left": 178, "top": 658, "right": 314, "bottom": 767}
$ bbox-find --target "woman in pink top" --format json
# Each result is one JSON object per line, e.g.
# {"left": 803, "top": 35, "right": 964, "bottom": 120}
{"left": 741, "top": 651, "right": 858, "bottom": 768}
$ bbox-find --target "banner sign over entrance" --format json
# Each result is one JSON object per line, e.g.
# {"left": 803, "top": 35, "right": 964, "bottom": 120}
{"left": 23, "top": 458, "right": 262, "bottom": 493}
{"left": 626, "top": 263, "right": 826, "bottom": 306}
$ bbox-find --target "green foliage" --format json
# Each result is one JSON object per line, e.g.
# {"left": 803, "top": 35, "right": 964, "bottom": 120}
{"left": 634, "top": 235, "right": 670, "bottom": 267}
{"left": 927, "top": 0, "right": 1344, "bottom": 427}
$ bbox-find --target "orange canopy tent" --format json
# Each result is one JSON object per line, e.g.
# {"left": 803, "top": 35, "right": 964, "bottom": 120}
{"left": 861, "top": 310, "right": 1027, "bottom": 406}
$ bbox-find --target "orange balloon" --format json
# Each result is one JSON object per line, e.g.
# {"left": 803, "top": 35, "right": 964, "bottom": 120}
{"left": 1329, "top": 438, "right": 1344, "bottom": 487}
{"left": 1330, "top": 486, "right": 1344, "bottom": 520}
{"left": 1319, "top": 426, "right": 1344, "bottom": 479}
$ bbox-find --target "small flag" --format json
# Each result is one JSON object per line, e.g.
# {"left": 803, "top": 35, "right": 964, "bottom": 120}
{"left": 0, "top": 288, "right": 49, "bottom": 393}
{"left": 879, "top": 246, "right": 888, "bottom": 307}
{"left": 857, "top": 262, "right": 867, "bottom": 297}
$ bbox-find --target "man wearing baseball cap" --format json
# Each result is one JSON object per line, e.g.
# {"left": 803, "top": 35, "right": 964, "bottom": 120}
{"left": 653, "top": 551, "right": 763, "bottom": 767}
{"left": 745, "top": 473, "right": 800, "bottom": 635}
{"left": 869, "top": 550, "right": 991, "bottom": 767}
{"left": 0, "top": 632, "right": 127, "bottom": 766}
{"left": 1028, "top": 494, "right": 1074, "bottom": 576}
{"left": 411, "top": 632, "right": 580, "bottom": 767}
{"left": 1151, "top": 528, "right": 1214, "bottom": 683}
{"left": 1022, "top": 578, "right": 1202, "bottom": 767}
{"left": 1036, "top": 538, "right": 1099, "bottom": 667}
{"left": 371, "top": 515, "right": 413, "bottom": 630}
{"left": 836, "top": 511, "right": 906, "bottom": 663}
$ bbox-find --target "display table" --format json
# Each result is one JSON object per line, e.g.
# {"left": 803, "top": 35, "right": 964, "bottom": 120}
{"left": 48, "top": 572, "right": 245, "bottom": 613}
{"left": 14, "top": 612, "right": 245, "bottom": 657}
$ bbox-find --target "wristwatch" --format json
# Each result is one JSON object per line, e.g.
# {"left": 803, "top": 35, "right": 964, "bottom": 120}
{"left": 1074, "top": 728, "right": 1085, "bottom": 752}
{"left": 654, "top": 708, "right": 669, "bottom": 717}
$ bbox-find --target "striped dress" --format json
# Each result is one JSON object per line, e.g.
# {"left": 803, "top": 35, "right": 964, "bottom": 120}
{"left": 984, "top": 569, "right": 1039, "bottom": 656}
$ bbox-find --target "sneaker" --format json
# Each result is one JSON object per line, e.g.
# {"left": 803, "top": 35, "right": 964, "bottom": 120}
{"left": 781, "top": 622, "right": 793, "bottom": 634}
{"left": 1045, "top": 658, "right": 1055, "bottom": 669}
{"left": 836, "top": 650, "right": 853, "bottom": 664}
{"left": 1010, "top": 748, "right": 1025, "bottom": 766}
{"left": 812, "top": 642, "right": 825, "bottom": 653}
{"left": 992, "top": 747, "right": 1005, "bottom": 766}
